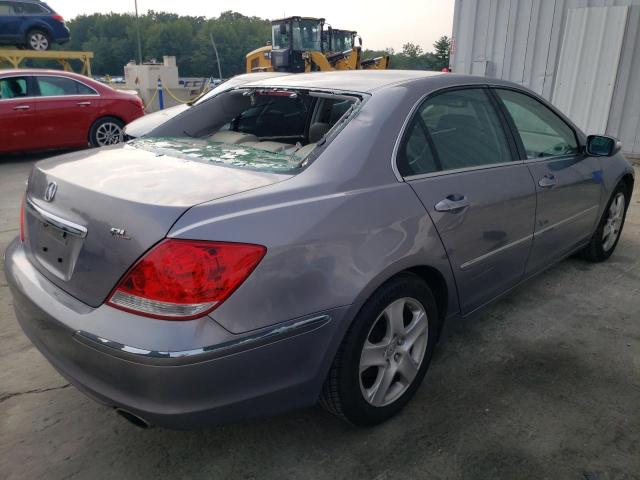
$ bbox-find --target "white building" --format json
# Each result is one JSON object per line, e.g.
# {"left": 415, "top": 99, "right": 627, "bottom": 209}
{"left": 451, "top": 0, "right": 640, "bottom": 157}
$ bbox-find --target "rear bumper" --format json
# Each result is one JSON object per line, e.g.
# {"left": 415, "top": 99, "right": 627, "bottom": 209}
{"left": 4, "top": 239, "right": 349, "bottom": 429}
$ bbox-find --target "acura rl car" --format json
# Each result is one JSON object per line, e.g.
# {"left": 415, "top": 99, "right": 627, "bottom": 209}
{"left": 0, "top": 69, "right": 145, "bottom": 155}
{"left": 5, "top": 70, "right": 634, "bottom": 429}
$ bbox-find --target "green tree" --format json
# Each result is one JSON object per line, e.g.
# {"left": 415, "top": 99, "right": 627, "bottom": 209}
{"left": 433, "top": 35, "right": 451, "bottom": 70}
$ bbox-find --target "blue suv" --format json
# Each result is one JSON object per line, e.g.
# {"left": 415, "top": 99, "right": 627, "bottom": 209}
{"left": 0, "top": 1, "right": 70, "bottom": 50}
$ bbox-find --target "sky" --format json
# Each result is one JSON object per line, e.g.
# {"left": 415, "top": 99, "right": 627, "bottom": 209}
{"left": 50, "top": 0, "right": 455, "bottom": 52}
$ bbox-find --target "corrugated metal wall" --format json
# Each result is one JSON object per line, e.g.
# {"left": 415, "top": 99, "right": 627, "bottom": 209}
{"left": 451, "top": 0, "right": 640, "bottom": 155}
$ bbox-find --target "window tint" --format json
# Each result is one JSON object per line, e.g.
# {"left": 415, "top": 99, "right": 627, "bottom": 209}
{"left": 0, "top": 77, "right": 28, "bottom": 99}
{"left": 495, "top": 89, "right": 578, "bottom": 159}
{"left": 0, "top": 1, "right": 14, "bottom": 14}
{"left": 398, "top": 88, "right": 512, "bottom": 176}
{"left": 15, "top": 2, "right": 47, "bottom": 14}
{"left": 398, "top": 117, "right": 438, "bottom": 176}
{"left": 36, "top": 77, "right": 95, "bottom": 96}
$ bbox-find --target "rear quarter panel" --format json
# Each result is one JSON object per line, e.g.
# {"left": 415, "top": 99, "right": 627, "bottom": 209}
{"left": 170, "top": 181, "right": 457, "bottom": 335}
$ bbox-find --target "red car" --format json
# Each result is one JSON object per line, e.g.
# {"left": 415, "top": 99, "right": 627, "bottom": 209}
{"left": 0, "top": 69, "right": 145, "bottom": 155}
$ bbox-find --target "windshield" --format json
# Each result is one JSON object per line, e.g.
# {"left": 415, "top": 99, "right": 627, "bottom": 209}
{"left": 332, "top": 32, "right": 354, "bottom": 52}
{"left": 292, "top": 19, "right": 322, "bottom": 51}
{"left": 144, "top": 88, "right": 361, "bottom": 173}
{"left": 272, "top": 22, "right": 290, "bottom": 49}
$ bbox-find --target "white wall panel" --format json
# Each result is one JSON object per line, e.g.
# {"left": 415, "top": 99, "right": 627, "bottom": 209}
{"left": 452, "top": 0, "right": 640, "bottom": 154}
{"left": 552, "top": 6, "right": 628, "bottom": 134}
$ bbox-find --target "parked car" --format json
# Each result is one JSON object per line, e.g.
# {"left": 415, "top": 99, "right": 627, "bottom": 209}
{"left": 0, "top": 69, "right": 144, "bottom": 155}
{"left": 5, "top": 71, "right": 634, "bottom": 429}
{"left": 123, "top": 72, "right": 288, "bottom": 139}
{"left": 0, "top": 0, "right": 69, "bottom": 50}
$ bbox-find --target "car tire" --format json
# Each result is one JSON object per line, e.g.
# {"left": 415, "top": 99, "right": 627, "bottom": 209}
{"left": 320, "top": 273, "right": 438, "bottom": 426}
{"left": 89, "top": 117, "right": 125, "bottom": 147}
{"left": 580, "top": 182, "right": 630, "bottom": 262}
{"left": 26, "top": 29, "right": 51, "bottom": 51}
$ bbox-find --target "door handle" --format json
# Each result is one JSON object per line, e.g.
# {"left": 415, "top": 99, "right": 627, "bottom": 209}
{"left": 77, "top": 101, "right": 92, "bottom": 107}
{"left": 13, "top": 105, "right": 30, "bottom": 111}
{"left": 538, "top": 174, "right": 558, "bottom": 188}
{"left": 435, "top": 194, "right": 470, "bottom": 213}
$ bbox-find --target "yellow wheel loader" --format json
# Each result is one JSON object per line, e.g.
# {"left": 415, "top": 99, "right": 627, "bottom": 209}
{"left": 245, "top": 17, "right": 390, "bottom": 73}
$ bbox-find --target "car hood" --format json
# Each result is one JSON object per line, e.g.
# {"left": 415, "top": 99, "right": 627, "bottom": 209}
{"left": 23, "top": 143, "right": 289, "bottom": 307}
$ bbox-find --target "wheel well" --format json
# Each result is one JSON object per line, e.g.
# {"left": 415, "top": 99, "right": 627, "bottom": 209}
{"left": 26, "top": 26, "right": 51, "bottom": 38}
{"left": 405, "top": 266, "right": 449, "bottom": 338}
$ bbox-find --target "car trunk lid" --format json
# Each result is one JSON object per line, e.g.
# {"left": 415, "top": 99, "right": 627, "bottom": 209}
{"left": 23, "top": 143, "right": 289, "bottom": 307}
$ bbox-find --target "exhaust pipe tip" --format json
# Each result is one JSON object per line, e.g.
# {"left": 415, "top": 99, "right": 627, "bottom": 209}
{"left": 115, "top": 408, "right": 152, "bottom": 429}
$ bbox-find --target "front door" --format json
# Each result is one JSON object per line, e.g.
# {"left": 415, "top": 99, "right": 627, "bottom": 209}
{"left": 396, "top": 87, "right": 537, "bottom": 314}
{"left": 493, "top": 88, "right": 603, "bottom": 274}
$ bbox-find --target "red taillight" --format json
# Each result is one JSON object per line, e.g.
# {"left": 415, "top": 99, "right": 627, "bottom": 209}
{"left": 19, "top": 194, "right": 25, "bottom": 242}
{"left": 106, "top": 239, "right": 266, "bottom": 320}
{"left": 51, "top": 14, "right": 65, "bottom": 23}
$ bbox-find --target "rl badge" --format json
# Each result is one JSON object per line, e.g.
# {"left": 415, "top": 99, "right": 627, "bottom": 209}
{"left": 110, "top": 228, "right": 131, "bottom": 240}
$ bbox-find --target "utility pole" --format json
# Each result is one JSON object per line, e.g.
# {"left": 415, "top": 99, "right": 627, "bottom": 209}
{"left": 209, "top": 32, "right": 223, "bottom": 81}
{"left": 134, "top": 0, "right": 143, "bottom": 65}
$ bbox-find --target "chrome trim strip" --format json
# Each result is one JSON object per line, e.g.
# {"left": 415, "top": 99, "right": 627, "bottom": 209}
{"left": 404, "top": 160, "right": 523, "bottom": 182}
{"left": 74, "top": 314, "right": 331, "bottom": 365}
{"left": 460, "top": 234, "right": 533, "bottom": 271}
{"left": 533, "top": 205, "right": 599, "bottom": 237}
{"left": 25, "top": 198, "right": 88, "bottom": 238}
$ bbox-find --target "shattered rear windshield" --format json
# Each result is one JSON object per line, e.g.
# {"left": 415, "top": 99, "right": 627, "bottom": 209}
{"left": 131, "top": 137, "right": 308, "bottom": 173}
{"left": 144, "top": 87, "right": 363, "bottom": 173}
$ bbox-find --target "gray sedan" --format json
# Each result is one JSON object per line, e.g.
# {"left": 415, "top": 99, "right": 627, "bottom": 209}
{"left": 5, "top": 70, "right": 634, "bottom": 429}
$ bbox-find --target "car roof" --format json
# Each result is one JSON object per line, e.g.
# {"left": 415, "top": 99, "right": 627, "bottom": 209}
{"left": 0, "top": 69, "right": 93, "bottom": 81}
{"left": 240, "top": 70, "right": 447, "bottom": 93}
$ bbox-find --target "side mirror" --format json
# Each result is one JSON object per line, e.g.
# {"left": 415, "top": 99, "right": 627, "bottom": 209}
{"left": 586, "top": 135, "right": 621, "bottom": 157}
{"left": 279, "top": 23, "right": 287, "bottom": 35}
{"left": 358, "top": 36, "right": 362, "bottom": 47}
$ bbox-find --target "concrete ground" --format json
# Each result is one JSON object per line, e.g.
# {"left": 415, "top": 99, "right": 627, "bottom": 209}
{"left": 1, "top": 153, "right": 638, "bottom": 480}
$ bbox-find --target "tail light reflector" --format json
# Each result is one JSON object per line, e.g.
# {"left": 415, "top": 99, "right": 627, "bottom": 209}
{"left": 51, "top": 14, "right": 65, "bottom": 23}
{"left": 19, "top": 194, "right": 25, "bottom": 242}
{"left": 107, "top": 239, "right": 266, "bottom": 320}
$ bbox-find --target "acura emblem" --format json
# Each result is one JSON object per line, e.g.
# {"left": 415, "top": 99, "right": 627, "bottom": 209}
{"left": 44, "top": 182, "right": 57, "bottom": 202}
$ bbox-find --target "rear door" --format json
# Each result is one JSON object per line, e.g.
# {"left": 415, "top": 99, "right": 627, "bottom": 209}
{"left": 0, "top": 75, "right": 38, "bottom": 153}
{"left": 31, "top": 75, "right": 101, "bottom": 148}
{"left": 493, "top": 88, "right": 603, "bottom": 274}
{"left": 397, "top": 87, "right": 537, "bottom": 314}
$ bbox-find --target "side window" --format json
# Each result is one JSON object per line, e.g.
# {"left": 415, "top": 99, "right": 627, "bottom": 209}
{"left": 398, "top": 88, "right": 512, "bottom": 176}
{"left": 0, "top": 77, "right": 28, "bottom": 99}
{"left": 398, "top": 117, "right": 439, "bottom": 176}
{"left": 76, "top": 81, "right": 98, "bottom": 95}
{"left": 495, "top": 89, "right": 578, "bottom": 159}
{"left": 36, "top": 77, "right": 92, "bottom": 96}
{"left": 0, "top": 2, "right": 14, "bottom": 14}
{"left": 16, "top": 2, "right": 47, "bottom": 14}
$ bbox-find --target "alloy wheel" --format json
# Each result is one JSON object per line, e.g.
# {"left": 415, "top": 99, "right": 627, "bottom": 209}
{"left": 95, "top": 122, "right": 124, "bottom": 146}
{"left": 29, "top": 33, "right": 49, "bottom": 51}
{"left": 359, "top": 297, "right": 429, "bottom": 407}
{"left": 602, "top": 192, "right": 625, "bottom": 251}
